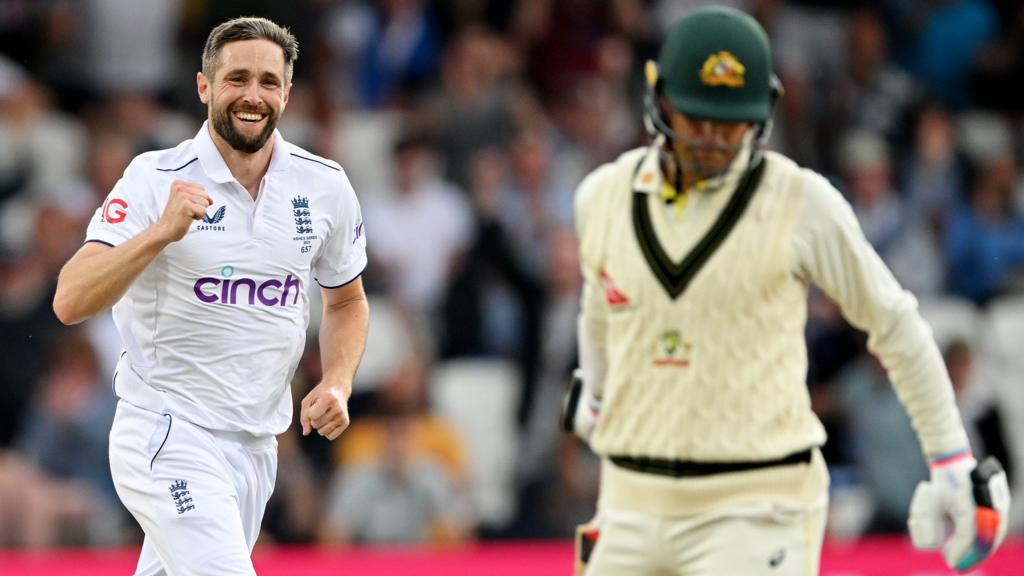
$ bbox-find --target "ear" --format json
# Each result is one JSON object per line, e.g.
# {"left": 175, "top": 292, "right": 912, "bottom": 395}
{"left": 282, "top": 81, "right": 292, "bottom": 108}
{"left": 197, "top": 72, "right": 209, "bottom": 105}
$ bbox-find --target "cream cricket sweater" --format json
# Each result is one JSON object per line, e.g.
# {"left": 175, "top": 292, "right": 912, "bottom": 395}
{"left": 576, "top": 146, "right": 968, "bottom": 514}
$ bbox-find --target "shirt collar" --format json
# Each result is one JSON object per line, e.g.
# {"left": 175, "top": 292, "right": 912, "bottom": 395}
{"left": 632, "top": 133, "right": 755, "bottom": 196}
{"left": 631, "top": 141, "right": 664, "bottom": 195}
{"left": 194, "top": 120, "right": 292, "bottom": 185}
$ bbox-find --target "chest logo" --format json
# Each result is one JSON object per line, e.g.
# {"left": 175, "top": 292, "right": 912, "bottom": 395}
{"left": 599, "top": 269, "right": 630, "bottom": 306}
{"left": 292, "top": 196, "right": 313, "bottom": 235}
{"left": 291, "top": 196, "right": 318, "bottom": 251}
{"left": 202, "top": 205, "right": 226, "bottom": 224}
{"left": 653, "top": 329, "right": 691, "bottom": 367}
{"left": 197, "top": 205, "right": 226, "bottom": 231}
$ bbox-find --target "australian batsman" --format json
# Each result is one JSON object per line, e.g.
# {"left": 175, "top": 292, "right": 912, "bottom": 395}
{"left": 562, "top": 6, "right": 1010, "bottom": 576}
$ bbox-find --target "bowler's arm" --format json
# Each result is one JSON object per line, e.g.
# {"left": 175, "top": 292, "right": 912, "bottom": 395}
{"left": 53, "top": 179, "right": 211, "bottom": 325}
{"left": 53, "top": 231, "right": 172, "bottom": 325}
{"left": 318, "top": 277, "right": 369, "bottom": 397}
{"left": 299, "top": 277, "right": 369, "bottom": 440}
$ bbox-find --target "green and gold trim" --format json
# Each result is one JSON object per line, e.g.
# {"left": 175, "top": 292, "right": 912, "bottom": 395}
{"left": 632, "top": 159, "right": 766, "bottom": 300}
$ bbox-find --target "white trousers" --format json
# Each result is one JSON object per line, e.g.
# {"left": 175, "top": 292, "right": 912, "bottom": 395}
{"left": 109, "top": 401, "right": 277, "bottom": 576}
{"left": 585, "top": 502, "right": 828, "bottom": 576}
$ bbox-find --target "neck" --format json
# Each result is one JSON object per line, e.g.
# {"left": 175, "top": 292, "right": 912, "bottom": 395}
{"left": 208, "top": 124, "right": 274, "bottom": 200}
{"left": 659, "top": 153, "right": 700, "bottom": 191}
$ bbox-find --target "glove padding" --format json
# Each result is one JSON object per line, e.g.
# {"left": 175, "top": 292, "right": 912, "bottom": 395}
{"left": 908, "top": 454, "right": 1010, "bottom": 573}
{"left": 561, "top": 369, "right": 601, "bottom": 441}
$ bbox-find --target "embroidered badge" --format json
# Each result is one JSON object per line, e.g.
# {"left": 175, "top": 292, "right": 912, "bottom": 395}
{"left": 291, "top": 196, "right": 313, "bottom": 235}
{"left": 169, "top": 480, "right": 195, "bottom": 514}
{"left": 700, "top": 51, "right": 746, "bottom": 88}
{"left": 653, "top": 329, "right": 691, "bottom": 367}
{"left": 197, "top": 205, "right": 226, "bottom": 231}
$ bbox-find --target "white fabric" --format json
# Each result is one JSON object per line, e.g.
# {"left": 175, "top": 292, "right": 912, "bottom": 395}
{"left": 585, "top": 501, "right": 827, "bottom": 576}
{"left": 109, "top": 401, "right": 276, "bottom": 576}
{"left": 569, "top": 368, "right": 601, "bottom": 441}
{"left": 577, "top": 315, "right": 607, "bottom": 400}
{"left": 86, "top": 122, "right": 367, "bottom": 436}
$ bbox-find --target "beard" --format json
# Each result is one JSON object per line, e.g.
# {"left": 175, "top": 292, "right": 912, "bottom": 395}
{"left": 211, "top": 101, "right": 278, "bottom": 154}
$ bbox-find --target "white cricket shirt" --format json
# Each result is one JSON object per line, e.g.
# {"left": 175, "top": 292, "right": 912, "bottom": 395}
{"left": 86, "top": 122, "right": 367, "bottom": 437}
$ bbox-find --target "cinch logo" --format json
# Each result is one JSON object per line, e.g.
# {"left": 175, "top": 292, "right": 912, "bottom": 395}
{"left": 193, "top": 267, "right": 301, "bottom": 306}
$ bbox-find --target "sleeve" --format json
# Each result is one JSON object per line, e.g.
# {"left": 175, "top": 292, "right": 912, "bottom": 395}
{"left": 313, "top": 171, "right": 368, "bottom": 288}
{"left": 575, "top": 168, "right": 609, "bottom": 398}
{"left": 792, "top": 171, "right": 969, "bottom": 459}
{"left": 84, "top": 158, "right": 159, "bottom": 247}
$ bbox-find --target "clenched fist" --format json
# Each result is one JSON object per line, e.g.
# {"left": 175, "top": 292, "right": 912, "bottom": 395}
{"left": 909, "top": 454, "right": 1010, "bottom": 572}
{"left": 156, "top": 180, "right": 213, "bottom": 242}
{"left": 300, "top": 381, "right": 351, "bottom": 441}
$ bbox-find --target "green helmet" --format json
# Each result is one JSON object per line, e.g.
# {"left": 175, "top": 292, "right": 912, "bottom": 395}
{"left": 652, "top": 6, "right": 777, "bottom": 123}
{"left": 641, "top": 7, "right": 781, "bottom": 186}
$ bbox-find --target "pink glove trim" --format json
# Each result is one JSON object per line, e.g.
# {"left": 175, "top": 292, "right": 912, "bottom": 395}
{"left": 929, "top": 448, "right": 973, "bottom": 467}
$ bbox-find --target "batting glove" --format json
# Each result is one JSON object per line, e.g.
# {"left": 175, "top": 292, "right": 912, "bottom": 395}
{"left": 908, "top": 452, "right": 1010, "bottom": 573}
{"left": 561, "top": 369, "right": 601, "bottom": 441}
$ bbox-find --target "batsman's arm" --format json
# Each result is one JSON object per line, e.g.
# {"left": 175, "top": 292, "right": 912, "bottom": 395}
{"left": 53, "top": 179, "right": 212, "bottom": 325}
{"left": 793, "top": 171, "right": 1010, "bottom": 572}
{"left": 564, "top": 166, "right": 610, "bottom": 440}
{"left": 792, "top": 170, "right": 967, "bottom": 457}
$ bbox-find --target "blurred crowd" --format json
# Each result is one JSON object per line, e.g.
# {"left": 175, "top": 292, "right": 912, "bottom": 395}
{"left": 1, "top": 0, "right": 1024, "bottom": 550}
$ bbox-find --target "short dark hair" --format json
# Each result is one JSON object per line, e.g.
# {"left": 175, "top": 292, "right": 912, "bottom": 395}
{"left": 202, "top": 17, "right": 299, "bottom": 84}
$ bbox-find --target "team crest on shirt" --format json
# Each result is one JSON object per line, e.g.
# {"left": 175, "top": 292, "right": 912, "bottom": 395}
{"left": 291, "top": 196, "right": 318, "bottom": 251}
{"left": 653, "top": 329, "right": 691, "bottom": 367}
{"left": 169, "top": 480, "right": 195, "bottom": 514}
{"left": 196, "top": 205, "right": 226, "bottom": 231}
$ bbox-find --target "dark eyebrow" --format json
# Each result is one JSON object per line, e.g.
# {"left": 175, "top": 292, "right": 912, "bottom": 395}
{"left": 221, "top": 68, "right": 283, "bottom": 82}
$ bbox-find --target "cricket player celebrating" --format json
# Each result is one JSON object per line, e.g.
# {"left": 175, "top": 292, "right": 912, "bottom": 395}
{"left": 52, "top": 17, "right": 368, "bottom": 575}
{"left": 562, "top": 7, "right": 1009, "bottom": 575}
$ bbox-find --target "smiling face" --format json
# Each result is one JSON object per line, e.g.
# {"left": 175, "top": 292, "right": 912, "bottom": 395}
{"left": 198, "top": 38, "right": 290, "bottom": 154}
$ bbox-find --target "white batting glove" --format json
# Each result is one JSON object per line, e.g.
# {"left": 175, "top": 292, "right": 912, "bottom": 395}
{"left": 908, "top": 453, "right": 1010, "bottom": 573}
{"left": 561, "top": 369, "right": 601, "bottom": 442}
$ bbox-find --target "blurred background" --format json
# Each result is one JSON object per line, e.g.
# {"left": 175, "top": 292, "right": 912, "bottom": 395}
{"left": 1, "top": 0, "right": 1024, "bottom": 571}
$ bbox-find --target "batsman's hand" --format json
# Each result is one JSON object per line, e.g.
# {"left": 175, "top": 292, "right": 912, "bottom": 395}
{"left": 561, "top": 369, "right": 601, "bottom": 442}
{"left": 908, "top": 454, "right": 1011, "bottom": 573}
{"left": 300, "top": 381, "right": 351, "bottom": 441}
{"left": 155, "top": 180, "right": 213, "bottom": 242}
